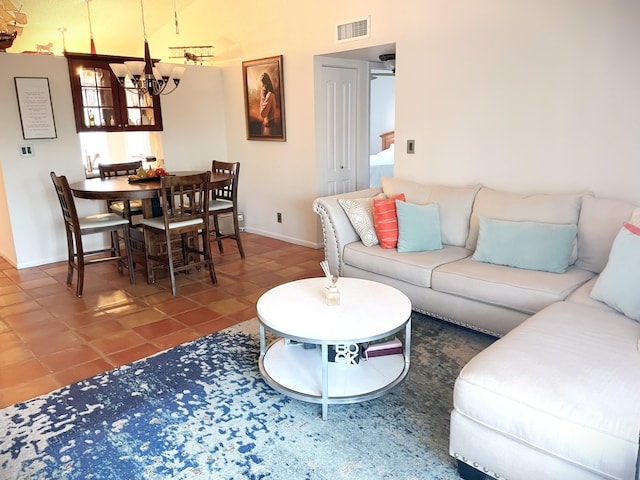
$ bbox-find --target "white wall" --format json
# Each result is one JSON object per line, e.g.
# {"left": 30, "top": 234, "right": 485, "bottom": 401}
{"left": 0, "top": 54, "right": 82, "bottom": 268}
{"left": 2, "top": 0, "right": 640, "bottom": 267}
{"left": 169, "top": 0, "right": 640, "bottom": 247}
{"left": 160, "top": 65, "right": 228, "bottom": 171}
{"left": 394, "top": 0, "right": 640, "bottom": 201}
{"left": 0, "top": 54, "right": 226, "bottom": 268}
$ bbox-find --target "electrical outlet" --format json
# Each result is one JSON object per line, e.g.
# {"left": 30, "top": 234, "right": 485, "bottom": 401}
{"left": 277, "top": 212, "right": 282, "bottom": 223}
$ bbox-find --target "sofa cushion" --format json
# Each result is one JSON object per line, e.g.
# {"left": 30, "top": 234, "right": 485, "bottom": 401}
{"left": 472, "top": 217, "right": 578, "bottom": 273}
{"left": 343, "top": 243, "right": 471, "bottom": 288}
{"left": 432, "top": 257, "right": 594, "bottom": 314}
{"left": 382, "top": 178, "right": 480, "bottom": 247}
{"left": 590, "top": 223, "right": 640, "bottom": 321}
{"left": 396, "top": 201, "right": 442, "bottom": 253}
{"left": 574, "top": 195, "right": 637, "bottom": 273}
{"left": 373, "top": 193, "right": 405, "bottom": 249}
{"left": 338, "top": 194, "right": 386, "bottom": 247}
{"left": 382, "top": 177, "right": 431, "bottom": 204}
{"left": 427, "top": 184, "right": 482, "bottom": 247}
{"left": 465, "top": 188, "right": 583, "bottom": 252}
{"left": 453, "top": 301, "right": 640, "bottom": 480}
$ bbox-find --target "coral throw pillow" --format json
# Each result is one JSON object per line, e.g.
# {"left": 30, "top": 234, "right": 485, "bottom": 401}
{"left": 373, "top": 193, "right": 406, "bottom": 248}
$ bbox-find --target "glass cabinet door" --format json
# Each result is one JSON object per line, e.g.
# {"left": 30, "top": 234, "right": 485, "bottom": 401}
{"left": 79, "top": 65, "right": 117, "bottom": 128}
{"left": 123, "top": 88, "right": 156, "bottom": 127}
{"left": 66, "top": 53, "right": 163, "bottom": 133}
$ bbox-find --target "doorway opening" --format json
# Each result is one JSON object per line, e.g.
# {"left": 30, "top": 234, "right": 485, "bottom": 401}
{"left": 369, "top": 56, "right": 396, "bottom": 187}
{"left": 313, "top": 43, "right": 396, "bottom": 197}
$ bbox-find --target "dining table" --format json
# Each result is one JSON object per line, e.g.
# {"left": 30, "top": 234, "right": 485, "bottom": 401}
{"left": 69, "top": 171, "right": 232, "bottom": 283}
{"left": 69, "top": 171, "right": 232, "bottom": 217}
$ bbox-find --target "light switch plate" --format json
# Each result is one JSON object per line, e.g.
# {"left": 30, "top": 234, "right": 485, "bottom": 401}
{"left": 407, "top": 140, "right": 415, "bottom": 154}
{"left": 19, "top": 145, "right": 34, "bottom": 157}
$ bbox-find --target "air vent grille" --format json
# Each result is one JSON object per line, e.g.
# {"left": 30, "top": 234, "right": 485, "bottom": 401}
{"left": 336, "top": 17, "right": 370, "bottom": 42}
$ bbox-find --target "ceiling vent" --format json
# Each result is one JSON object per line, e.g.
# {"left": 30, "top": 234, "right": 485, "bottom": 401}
{"left": 336, "top": 17, "right": 370, "bottom": 43}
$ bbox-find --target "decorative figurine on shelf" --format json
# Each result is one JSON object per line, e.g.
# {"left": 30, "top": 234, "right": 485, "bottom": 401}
{"left": 36, "top": 42, "right": 53, "bottom": 54}
{"left": 0, "top": 0, "right": 27, "bottom": 53}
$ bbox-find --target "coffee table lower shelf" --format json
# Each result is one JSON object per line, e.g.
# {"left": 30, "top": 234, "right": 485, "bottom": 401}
{"left": 259, "top": 337, "right": 410, "bottom": 419}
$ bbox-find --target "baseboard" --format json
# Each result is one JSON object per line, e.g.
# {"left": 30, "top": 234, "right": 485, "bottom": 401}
{"left": 244, "top": 227, "right": 323, "bottom": 249}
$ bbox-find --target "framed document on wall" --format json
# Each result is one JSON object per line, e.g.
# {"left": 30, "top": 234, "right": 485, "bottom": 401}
{"left": 14, "top": 77, "right": 58, "bottom": 139}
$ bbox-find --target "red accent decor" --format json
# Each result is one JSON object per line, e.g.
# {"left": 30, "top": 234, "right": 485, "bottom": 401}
{"left": 143, "top": 40, "right": 153, "bottom": 75}
{"left": 623, "top": 222, "right": 640, "bottom": 236}
{"left": 373, "top": 193, "right": 406, "bottom": 249}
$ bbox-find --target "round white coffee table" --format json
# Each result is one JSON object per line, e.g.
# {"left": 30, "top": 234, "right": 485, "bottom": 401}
{"left": 257, "top": 277, "right": 412, "bottom": 420}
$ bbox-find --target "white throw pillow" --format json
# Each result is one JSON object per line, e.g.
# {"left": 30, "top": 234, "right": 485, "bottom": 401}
{"left": 338, "top": 194, "right": 386, "bottom": 247}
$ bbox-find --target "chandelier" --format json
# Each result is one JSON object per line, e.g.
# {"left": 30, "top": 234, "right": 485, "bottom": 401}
{"left": 109, "top": 0, "right": 185, "bottom": 96}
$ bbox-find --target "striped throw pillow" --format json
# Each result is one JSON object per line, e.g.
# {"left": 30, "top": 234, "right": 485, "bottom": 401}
{"left": 373, "top": 193, "right": 406, "bottom": 248}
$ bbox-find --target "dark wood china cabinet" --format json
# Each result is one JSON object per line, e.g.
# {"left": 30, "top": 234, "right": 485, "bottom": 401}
{"left": 65, "top": 52, "right": 163, "bottom": 133}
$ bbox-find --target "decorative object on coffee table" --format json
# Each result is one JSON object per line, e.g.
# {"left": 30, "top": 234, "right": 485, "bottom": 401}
{"left": 320, "top": 260, "right": 340, "bottom": 305}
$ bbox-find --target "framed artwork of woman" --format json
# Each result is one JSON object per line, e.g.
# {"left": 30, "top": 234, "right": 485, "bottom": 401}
{"left": 242, "top": 55, "right": 286, "bottom": 141}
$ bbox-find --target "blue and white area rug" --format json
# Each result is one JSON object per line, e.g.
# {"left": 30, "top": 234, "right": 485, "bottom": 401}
{"left": 1, "top": 313, "right": 493, "bottom": 480}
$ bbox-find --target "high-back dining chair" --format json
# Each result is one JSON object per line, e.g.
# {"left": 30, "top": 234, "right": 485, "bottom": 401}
{"left": 139, "top": 172, "right": 216, "bottom": 295}
{"left": 98, "top": 161, "right": 143, "bottom": 223}
{"left": 50, "top": 172, "right": 135, "bottom": 297}
{"left": 208, "top": 160, "right": 245, "bottom": 258}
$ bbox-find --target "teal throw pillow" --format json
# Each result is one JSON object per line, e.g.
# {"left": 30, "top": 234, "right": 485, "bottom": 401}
{"left": 396, "top": 201, "right": 442, "bottom": 253}
{"left": 472, "top": 216, "right": 578, "bottom": 273}
{"left": 590, "top": 223, "right": 640, "bottom": 321}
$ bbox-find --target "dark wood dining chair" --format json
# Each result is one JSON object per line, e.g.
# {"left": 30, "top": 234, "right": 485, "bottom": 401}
{"left": 50, "top": 172, "right": 135, "bottom": 297}
{"left": 139, "top": 172, "right": 217, "bottom": 295}
{"left": 208, "top": 160, "right": 245, "bottom": 258}
{"left": 98, "top": 161, "right": 143, "bottom": 223}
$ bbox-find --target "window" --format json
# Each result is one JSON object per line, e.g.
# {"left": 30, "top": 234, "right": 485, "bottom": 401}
{"left": 79, "top": 131, "right": 164, "bottom": 177}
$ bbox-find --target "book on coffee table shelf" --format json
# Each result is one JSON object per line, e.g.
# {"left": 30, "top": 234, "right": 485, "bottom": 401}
{"left": 285, "top": 339, "right": 317, "bottom": 349}
{"left": 284, "top": 335, "right": 404, "bottom": 361}
{"left": 362, "top": 337, "right": 403, "bottom": 359}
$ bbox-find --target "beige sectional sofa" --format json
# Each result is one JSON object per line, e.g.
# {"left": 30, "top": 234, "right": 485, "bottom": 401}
{"left": 313, "top": 177, "right": 640, "bottom": 480}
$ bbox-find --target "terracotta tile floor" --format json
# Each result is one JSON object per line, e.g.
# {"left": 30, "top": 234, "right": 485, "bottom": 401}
{"left": 0, "top": 233, "right": 324, "bottom": 408}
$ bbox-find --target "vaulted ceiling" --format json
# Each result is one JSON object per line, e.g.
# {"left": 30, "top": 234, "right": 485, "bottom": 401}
{"left": 6, "top": 0, "right": 199, "bottom": 59}
{"left": 6, "top": 1, "right": 394, "bottom": 68}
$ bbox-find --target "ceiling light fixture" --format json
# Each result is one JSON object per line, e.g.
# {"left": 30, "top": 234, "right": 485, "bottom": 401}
{"left": 379, "top": 53, "right": 396, "bottom": 74}
{"left": 109, "top": 0, "right": 185, "bottom": 96}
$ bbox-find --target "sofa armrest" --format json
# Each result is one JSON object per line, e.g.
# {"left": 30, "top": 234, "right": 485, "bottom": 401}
{"left": 313, "top": 187, "right": 382, "bottom": 276}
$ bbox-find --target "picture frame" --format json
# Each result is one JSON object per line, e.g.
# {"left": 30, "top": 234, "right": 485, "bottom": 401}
{"left": 242, "top": 55, "right": 286, "bottom": 141}
{"left": 14, "top": 77, "right": 57, "bottom": 139}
